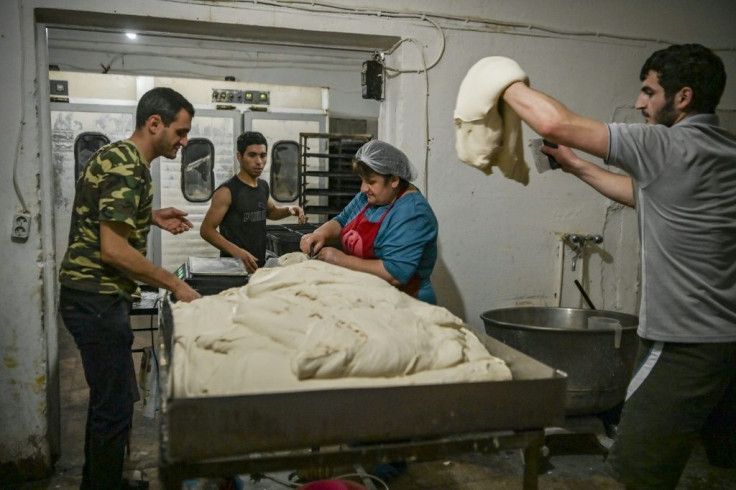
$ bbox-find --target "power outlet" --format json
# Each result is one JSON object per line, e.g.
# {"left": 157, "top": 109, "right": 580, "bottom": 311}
{"left": 11, "top": 212, "right": 31, "bottom": 242}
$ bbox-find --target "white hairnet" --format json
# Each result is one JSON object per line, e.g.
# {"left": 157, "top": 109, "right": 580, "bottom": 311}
{"left": 354, "top": 140, "right": 418, "bottom": 182}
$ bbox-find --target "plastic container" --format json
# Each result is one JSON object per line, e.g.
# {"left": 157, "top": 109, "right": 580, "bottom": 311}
{"left": 266, "top": 230, "right": 303, "bottom": 255}
{"left": 266, "top": 223, "right": 321, "bottom": 256}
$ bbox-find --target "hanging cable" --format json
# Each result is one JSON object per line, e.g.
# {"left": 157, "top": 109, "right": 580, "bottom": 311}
{"left": 380, "top": 17, "right": 445, "bottom": 74}
{"left": 415, "top": 39, "right": 430, "bottom": 198}
{"left": 161, "top": 0, "right": 736, "bottom": 51}
{"left": 371, "top": 35, "right": 433, "bottom": 198}
{"left": 13, "top": 2, "right": 29, "bottom": 213}
{"left": 13, "top": 122, "right": 28, "bottom": 213}
{"left": 402, "top": 38, "right": 430, "bottom": 199}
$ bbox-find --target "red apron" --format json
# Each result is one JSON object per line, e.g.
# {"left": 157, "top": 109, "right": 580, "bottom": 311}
{"left": 340, "top": 191, "right": 421, "bottom": 297}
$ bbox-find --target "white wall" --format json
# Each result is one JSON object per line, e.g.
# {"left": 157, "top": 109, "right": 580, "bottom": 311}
{"left": 1, "top": 1, "right": 54, "bottom": 479}
{"left": 2, "top": 0, "right": 735, "bottom": 479}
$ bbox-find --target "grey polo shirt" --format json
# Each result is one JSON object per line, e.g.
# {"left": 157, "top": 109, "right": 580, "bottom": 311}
{"left": 606, "top": 114, "right": 736, "bottom": 343}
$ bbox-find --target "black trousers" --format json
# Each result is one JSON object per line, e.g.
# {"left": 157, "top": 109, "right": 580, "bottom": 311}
{"left": 59, "top": 286, "right": 138, "bottom": 489}
{"left": 606, "top": 338, "right": 736, "bottom": 489}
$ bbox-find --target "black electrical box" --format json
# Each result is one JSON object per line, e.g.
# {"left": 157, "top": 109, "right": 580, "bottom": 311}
{"left": 361, "top": 60, "right": 383, "bottom": 100}
{"left": 50, "top": 79, "right": 69, "bottom": 96}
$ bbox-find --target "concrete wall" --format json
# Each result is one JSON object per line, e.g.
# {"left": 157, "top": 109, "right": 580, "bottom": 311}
{"left": 2, "top": 0, "right": 735, "bottom": 480}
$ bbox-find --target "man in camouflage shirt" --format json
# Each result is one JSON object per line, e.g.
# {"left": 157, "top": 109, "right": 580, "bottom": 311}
{"left": 59, "top": 87, "right": 200, "bottom": 489}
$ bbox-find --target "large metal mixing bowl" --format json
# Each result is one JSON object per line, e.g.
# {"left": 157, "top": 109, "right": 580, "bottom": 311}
{"left": 481, "top": 307, "right": 639, "bottom": 415}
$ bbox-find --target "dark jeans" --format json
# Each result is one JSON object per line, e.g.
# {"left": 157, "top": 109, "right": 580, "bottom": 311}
{"left": 59, "top": 286, "right": 138, "bottom": 489}
{"left": 605, "top": 339, "right": 736, "bottom": 489}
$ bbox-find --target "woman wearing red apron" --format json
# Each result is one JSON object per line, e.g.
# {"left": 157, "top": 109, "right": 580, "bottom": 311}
{"left": 300, "top": 140, "right": 440, "bottom": 483}
{"left": 300, "top": 140, "right": 438, "bottom": 304}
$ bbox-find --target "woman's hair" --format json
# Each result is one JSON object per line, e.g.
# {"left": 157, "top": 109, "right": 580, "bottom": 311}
{"left": 353, "top": 140, "right": 417, "bottom": 182}
{"left": 353, "top": 159, "right": 410, "bottom": 191}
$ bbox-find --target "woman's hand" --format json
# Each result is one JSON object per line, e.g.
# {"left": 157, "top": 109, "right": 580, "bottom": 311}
{"left": 315, "top": 247, "right": 345, "bottom": 266}
{"left": 300, "top": 232, "right": 325, "bottom": 256}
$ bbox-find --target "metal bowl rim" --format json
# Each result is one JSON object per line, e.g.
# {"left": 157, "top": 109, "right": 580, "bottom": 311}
{"left": 480, "top": 306, "right": 639, "bottom": 332}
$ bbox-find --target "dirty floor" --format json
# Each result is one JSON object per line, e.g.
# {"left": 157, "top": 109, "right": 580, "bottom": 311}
{"left": 13, "top": 319, "right": 736, "bottom": 489}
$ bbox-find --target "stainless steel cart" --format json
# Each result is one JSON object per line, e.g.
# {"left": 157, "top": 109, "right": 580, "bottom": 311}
{"left": 157, "top": 295, "right": 567, "bottom": 489}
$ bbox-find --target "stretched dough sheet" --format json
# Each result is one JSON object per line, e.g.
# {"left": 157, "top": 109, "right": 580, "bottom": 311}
{"left": 170, "top": 255, "right": 512, "bottom": 398}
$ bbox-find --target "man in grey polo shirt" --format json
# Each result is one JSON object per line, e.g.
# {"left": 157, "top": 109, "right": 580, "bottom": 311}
{"left": 500, "top": 44, "right": 735, "bottom": 488}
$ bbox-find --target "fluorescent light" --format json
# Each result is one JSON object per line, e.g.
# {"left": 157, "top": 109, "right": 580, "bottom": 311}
{"left": 125, "top": 32, "right": 138, "bottom": 40}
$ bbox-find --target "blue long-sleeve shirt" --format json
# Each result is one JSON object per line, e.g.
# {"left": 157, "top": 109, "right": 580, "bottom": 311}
{"left": 334, "top": 190, "right": 438, "bottom": 304}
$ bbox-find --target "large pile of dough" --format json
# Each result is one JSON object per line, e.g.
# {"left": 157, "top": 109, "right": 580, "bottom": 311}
{"left": 171, "top": 254, "right": 512, "bottom": 397}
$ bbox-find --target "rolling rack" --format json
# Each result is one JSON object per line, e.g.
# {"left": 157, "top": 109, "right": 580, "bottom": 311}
{"left": 298, "top": 133, "right": 372, "bottom": 221}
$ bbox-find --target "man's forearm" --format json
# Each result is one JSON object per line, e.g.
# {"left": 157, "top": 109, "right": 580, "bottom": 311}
{"left": 503, "top": 82, "right": 609, "bottom": 159}
{"left": 268, "top": 206, "right": 288, "bottom": 220}
{"left": 101, "top": 240, "right": 190, "bottom": 293}
{"left": 267, "top": 205, "right": 296, "bottom": 220}
{"left": 574, "top": 163, "right": 635, "bottom": 207}
{"left": 200, "top": 226, "right": 244, "bottom": 257}
{"left": 334, "top": 254, "right": 400, "bottom": 286}
{"left": 316, "top": 219, "right": 342, "bottom": 242}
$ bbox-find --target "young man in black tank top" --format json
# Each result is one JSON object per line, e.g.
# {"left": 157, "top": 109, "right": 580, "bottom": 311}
{"left": 200, "top": 131, "right": 306, "bottom": 273}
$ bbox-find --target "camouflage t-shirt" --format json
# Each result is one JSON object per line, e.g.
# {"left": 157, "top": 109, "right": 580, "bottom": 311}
{"left": 59, "top": 140, "right": 152, "bottom": 299}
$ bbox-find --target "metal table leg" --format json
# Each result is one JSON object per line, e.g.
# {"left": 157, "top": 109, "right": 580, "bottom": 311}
{"left": 159, "top": 429, "right": 547, "bottom": 489}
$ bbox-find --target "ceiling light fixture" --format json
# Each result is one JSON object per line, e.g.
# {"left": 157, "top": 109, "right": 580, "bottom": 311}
{"left": 125, "top": 32, "right": 138, "bottom": 40}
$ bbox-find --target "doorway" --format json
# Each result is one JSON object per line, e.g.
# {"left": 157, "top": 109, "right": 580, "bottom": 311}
{"left": 38, "top": 7, "right": 395, "bottom": 464}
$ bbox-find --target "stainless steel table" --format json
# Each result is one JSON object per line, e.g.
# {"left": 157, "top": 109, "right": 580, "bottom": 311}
{"left": 157, "top": 295, "right": 566, "bottom": 489}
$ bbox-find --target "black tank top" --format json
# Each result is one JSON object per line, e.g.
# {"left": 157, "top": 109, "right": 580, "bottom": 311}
{"left": 218, "top": 176, "right": 269, "bottom": 265}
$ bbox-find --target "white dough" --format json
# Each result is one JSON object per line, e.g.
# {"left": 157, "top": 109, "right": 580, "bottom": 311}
{"left": 171, "top": 256, "right": 512, "bottom": 397}
{"left": 454, "top": 56, "right": 530, "bottom": 185}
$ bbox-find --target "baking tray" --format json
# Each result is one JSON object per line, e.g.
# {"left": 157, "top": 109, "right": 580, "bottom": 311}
{"left": 158, "top": 294, "right": 567, "bottom": 466}
{"left": 186, "top": 256, "right": 248, "bottom": 276}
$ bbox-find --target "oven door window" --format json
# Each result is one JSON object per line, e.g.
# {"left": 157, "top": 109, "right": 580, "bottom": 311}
{"left": 181, "top": 138, "right": 215, "bottom": 202}
{"left": 270, "top": 140, "right": 300, "bottom": 203}
{"left": 74, "top": 132, "right": 110, "bottom": 180}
